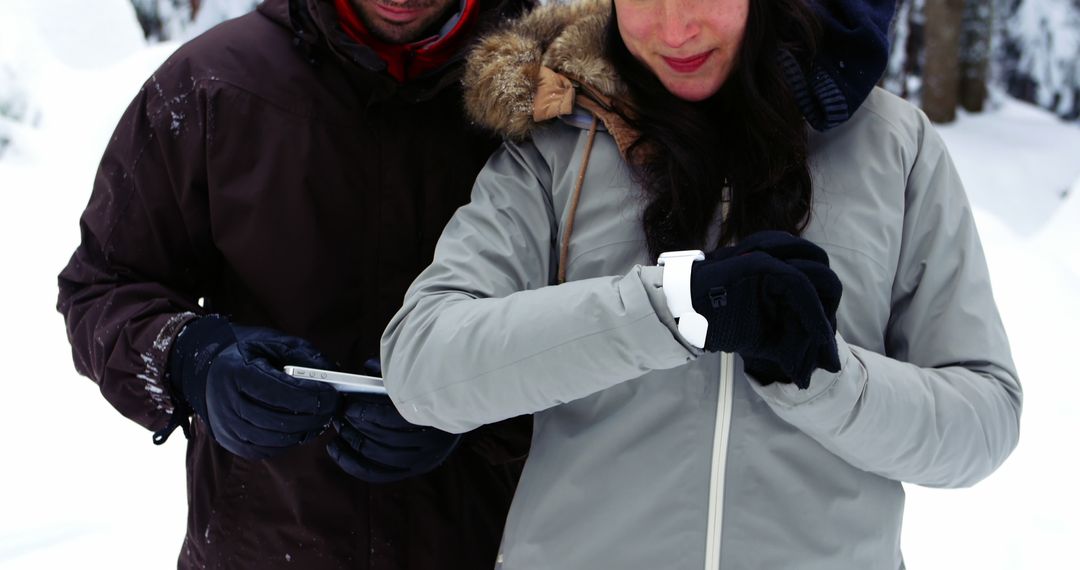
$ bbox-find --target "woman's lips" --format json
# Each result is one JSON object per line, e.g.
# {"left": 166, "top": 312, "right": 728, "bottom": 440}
{"left": 662, "top": 51, "right": 713, "bottom": 73}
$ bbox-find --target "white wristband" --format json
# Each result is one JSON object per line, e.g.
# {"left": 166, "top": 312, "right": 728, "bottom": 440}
{"left": 657, "top": 250, "right": 707, "bottom": 348}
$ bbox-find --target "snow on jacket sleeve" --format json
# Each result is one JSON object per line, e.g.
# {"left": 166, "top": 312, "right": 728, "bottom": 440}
{"left": 381, "top": 136, "right": 697, "bottom": 434}
{"left": 57, "top": 67, "right": 213, "bottom": 432}
{"left": 748, "top": 116, "right": 1022, "bottom": 489}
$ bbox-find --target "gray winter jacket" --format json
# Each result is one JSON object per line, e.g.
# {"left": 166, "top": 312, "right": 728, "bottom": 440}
{"left": 382, "top": 2, "right": 1022, "bottom": 568}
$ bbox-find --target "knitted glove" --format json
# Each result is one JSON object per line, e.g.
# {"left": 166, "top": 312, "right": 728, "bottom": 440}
{"left": 692, "top": 232, "right": 842, "bottom": 388}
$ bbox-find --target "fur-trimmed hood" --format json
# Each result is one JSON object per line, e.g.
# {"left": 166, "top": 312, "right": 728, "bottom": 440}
{"left": 462, "top": 0, "right": 625, "bottom": 140}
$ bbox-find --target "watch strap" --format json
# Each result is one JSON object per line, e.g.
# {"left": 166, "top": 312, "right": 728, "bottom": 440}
{"left": 658, "top": 250, "right": 707, "bottom": 348}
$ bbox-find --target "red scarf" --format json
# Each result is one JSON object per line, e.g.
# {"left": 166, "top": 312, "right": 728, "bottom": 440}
{"left": 333, "top": 0, "right": 479, "bottom": 83}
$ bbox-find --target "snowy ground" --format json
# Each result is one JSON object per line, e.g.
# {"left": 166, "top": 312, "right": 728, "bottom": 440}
{"left": 2, "top": 1, "right": 1078, "bottom": 568}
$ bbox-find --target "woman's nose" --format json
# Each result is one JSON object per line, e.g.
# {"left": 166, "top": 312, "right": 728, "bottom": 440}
{"left": 656, "top": 0, "right": 700, "bottom": 49}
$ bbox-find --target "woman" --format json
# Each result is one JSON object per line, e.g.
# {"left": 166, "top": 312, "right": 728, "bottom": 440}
{"left": 382, "top": 0, "right": 1022, "bottom": 568}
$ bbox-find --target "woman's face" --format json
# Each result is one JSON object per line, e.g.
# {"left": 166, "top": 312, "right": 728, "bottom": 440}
{"left": 615, "top": 0, "right": 750, "bottom": 102}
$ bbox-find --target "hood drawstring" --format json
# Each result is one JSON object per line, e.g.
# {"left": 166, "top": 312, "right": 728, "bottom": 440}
{"left": 557, "top": 115, "right": 599, "bottom": 284}
{"left": 536, "top": 69, "right": 639, "bottom": 284}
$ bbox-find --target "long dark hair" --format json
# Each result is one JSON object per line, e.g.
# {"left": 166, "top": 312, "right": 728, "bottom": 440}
{"left": 605, "top": 0, "right": 821, "bottom": 258}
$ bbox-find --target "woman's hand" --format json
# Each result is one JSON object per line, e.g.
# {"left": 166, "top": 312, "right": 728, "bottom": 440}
{"left": 690, "top": 231, "right": 842, "bottom": 388}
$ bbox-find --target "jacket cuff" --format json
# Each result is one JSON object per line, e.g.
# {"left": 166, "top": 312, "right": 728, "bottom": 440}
{"left": 747, "top": 332, "right": 865, "bottom": 409}
{"left": 147, "top": 311, "right": 200, "bottom": 432}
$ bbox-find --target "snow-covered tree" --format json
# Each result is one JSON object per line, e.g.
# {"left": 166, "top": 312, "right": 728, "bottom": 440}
{"left": 0, "top": 64, "right": 25, "bottom": 155}
{"left": 130, "top": 0, "right": 258, "bottom": 41}
{"left": 0, "top": 65, "right": 28, "bottom": 122}
{"left": 1001, "top": 0, "right": 1080, "bottom": 120}
{"left": 130, "top": 0, "right": 194, "bottom": 41}
{"left": 886, "top": 0, "right": 1080, "bottom": 122}
{"left": 187, "top": 0, "right": 261, "bottom": 39}
{"left": 0, "top": 12, "right": 38, "bottom": 157}
{"left": 959, "top": 0, "right": 993, "bottom": 112}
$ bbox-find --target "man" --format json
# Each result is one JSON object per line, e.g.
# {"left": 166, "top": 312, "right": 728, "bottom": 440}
{"left": 57, "top": 0, "right": 532, "bottom": 568}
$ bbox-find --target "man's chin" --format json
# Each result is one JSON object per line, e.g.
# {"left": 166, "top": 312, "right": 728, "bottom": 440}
{"left": 356, "top": 0, "right": 459, "bottom": 44}
{"left": 368, "top": 23, "right": 418, "bottom": 43}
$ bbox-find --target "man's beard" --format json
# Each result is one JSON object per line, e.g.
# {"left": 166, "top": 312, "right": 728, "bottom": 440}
{"left": 358, "top": 0, "right": 460, "bottom": 44}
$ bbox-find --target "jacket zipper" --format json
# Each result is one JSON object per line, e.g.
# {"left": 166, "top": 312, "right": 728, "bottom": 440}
{"left": 704, "top": 352, "right": 735, "bottom": 569}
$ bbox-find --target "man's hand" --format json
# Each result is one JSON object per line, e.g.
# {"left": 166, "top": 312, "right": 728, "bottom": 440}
{"left": 327, "top": 366, "right": 460, "bottom": 483}
{"left": 167, "top": 315, "right": 342, "bottom": 459}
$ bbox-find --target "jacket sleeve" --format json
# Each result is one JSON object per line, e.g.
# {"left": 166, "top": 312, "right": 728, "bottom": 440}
{"left": 381, "top": 137, "right": 697, "bottom": 434}
{"left": 748, "top": 121, "right": 1022, "bottom": 489}
{"left": 57, "top": 65, "right": 215, "bottom": 432}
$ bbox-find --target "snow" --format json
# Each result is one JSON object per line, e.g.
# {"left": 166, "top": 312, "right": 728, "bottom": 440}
{"left": 20, "top": 0, "right": 146, "bottom": 68}
{"left": 901, "top": 179, "right": 1080, "bottom": 569}
{"left": 1, "top": 2, "right": 1078, "bottom": 569}
{"left": 0, "top": 2, "right": 186, "bottom": 568}
{"left": 935, "top": 96, "right": 1080, "bottom": 236}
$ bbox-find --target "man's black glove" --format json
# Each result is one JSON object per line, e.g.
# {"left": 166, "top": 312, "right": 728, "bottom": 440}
{"left": 163, "top": 315, "right": 342, "bottom": 459}
{"left": 690, "top": 231, "right": 842, "bottom": 389}
{"left": 327, "top": 360, "right": 461, "bottom": 484}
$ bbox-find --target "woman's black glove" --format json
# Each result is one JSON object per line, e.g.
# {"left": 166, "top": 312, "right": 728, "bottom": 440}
{"left": 161, "top": 315, "right": 342, "bottom": 459}
{"left": 690, "top": 231, "right": 842, "bottom": 389}
{"left": 327, "top": 360, "right": 461, "bottom": 483}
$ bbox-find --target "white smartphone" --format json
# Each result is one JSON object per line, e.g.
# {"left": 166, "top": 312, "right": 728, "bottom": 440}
{"left": 283, "top": 365, "right": 387, "bottom": 395}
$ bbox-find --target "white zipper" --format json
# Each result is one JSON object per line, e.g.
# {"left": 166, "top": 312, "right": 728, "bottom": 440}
{"left": 704, "top": 352, "right": 735, "bottom": 570}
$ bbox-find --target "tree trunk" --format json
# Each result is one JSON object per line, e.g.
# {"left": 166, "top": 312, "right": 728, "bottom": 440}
{"left": 922, "top": 0, "right": 966, "bottom": 123}
{"left": 959, "top": 0, "right": 993, "bottom": 112}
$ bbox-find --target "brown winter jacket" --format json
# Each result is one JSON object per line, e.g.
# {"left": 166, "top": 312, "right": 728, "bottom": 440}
{"left": 56, "top": 0, "right": 532, "bottom": 568}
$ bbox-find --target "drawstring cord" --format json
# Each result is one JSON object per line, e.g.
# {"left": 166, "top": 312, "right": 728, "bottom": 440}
{"left": 153, "top": 406, "right": 192, "bottom": 445}
{"left": 557, "top": 115, "right": 600, "bottom": 284}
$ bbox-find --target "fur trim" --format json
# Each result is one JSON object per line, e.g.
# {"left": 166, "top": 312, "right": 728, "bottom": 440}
{"left": 463, "top": 0, "right": 622, "bottom": 139}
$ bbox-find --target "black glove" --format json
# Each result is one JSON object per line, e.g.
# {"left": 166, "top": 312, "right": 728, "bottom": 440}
{"left": 162, "top": 315, "right": 342, "bottom": 459}
{"left": 691, "top": 231, "right": 842, "bottom": 389}
{"left": 705, "top": 231, "right": 842, "bottom": 331}
{"left": 327, "top": 360, "right": 461, "bottom": 483}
